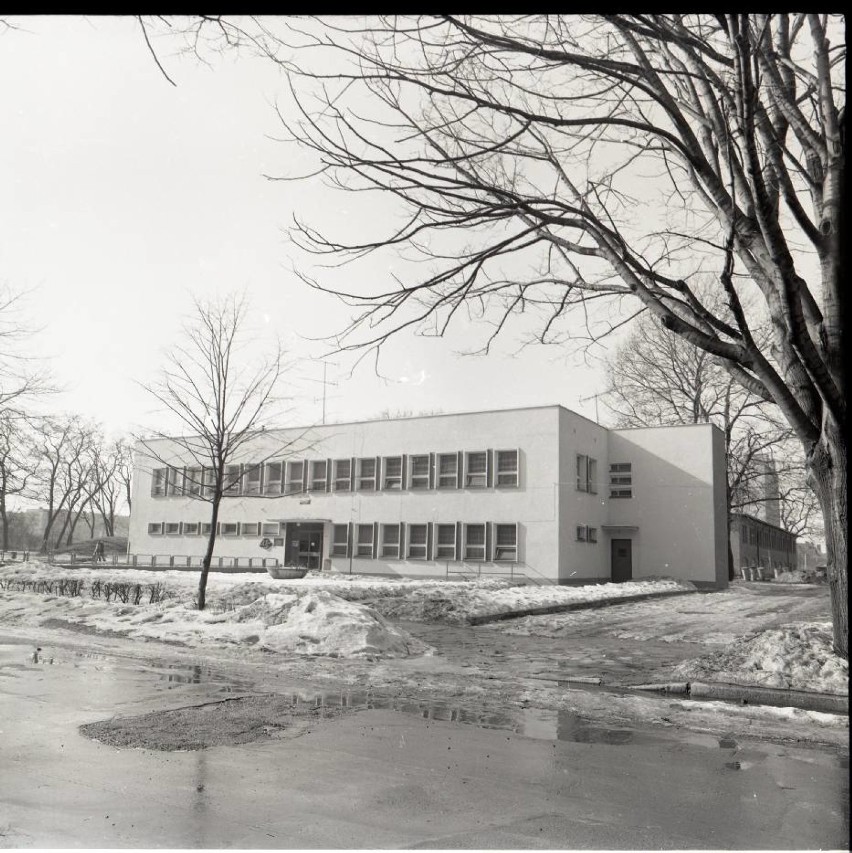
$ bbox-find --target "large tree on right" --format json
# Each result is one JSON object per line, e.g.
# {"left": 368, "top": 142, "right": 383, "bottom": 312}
{"left": 191, "top": 15, "right": 846, "bottom": 654}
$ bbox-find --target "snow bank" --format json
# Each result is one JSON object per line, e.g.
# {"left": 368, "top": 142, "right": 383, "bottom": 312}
{"left": 672, "top": 622, "right": 848, "bottom": 694}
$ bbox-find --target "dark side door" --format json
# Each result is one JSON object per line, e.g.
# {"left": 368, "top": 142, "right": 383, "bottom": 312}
{"left": 611, "top": 538, "right": 633, "bottom": 582}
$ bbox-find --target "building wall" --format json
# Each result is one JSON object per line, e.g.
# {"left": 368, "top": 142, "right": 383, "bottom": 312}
{"left": 129, "top": 407, "right": 563, "bottom": 581}
{"left": 129, "top": 406, "right": 729, "bottom": 588}
{"left": 557, "top": 408, "right": 610, "bottom": 583}
{"left": 730, "top": 514, "right": 797, "bottom": 571}
{"left": 606, "top": 423, "right": 728, "bottom": 588}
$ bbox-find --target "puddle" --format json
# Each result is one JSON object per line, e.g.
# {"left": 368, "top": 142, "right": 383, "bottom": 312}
{"left": 719, "top": 737, "right": 738, "bottom": 749}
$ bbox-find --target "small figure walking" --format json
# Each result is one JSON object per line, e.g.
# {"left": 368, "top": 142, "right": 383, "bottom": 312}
{"left": 94, "top": 540, "right": 106, "bottom": 563}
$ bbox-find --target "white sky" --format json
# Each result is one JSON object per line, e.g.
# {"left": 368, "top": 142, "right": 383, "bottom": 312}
{"left": 1, "top": 16, "right": 613, "bottom": 438}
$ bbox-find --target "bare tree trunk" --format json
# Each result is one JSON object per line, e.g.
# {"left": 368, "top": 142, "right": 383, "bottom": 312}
{"left": 807, "top": 420, "right": 847, "bottom": 658}
{"left": 197, "top": 497, "right": 222, "bottom": 611}
{"left": 0, "top": 498, "right": 7, "bottom": 551}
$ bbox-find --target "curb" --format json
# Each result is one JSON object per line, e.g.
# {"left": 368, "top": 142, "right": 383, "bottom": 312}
{"left": 467, "top": 588, "right": 696, "bottom": 626}
{"left": 629, "top": 680, "right": 848, "bottom": 715}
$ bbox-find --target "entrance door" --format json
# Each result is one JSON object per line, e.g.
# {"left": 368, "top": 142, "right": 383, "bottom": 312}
{"left": 284, "top": 523, "right": 324, "bottom": 569}
{"left": 611, "top": 538, "right": 632, "bottom": 582}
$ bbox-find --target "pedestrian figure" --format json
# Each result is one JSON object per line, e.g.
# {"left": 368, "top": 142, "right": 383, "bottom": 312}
{"left": 94, "top": 540, "right": 106, "bottom": 562}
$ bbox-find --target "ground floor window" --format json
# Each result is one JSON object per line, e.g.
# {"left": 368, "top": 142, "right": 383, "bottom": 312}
{"left": 381, "top": 524, "right": 401, "bottom": 558}
{"left": 493, "top": 524, "right": 517, "bottom": 561}
{"left": 356, "top": 524, "right": 375, "bottom": 557}
{"left": 463, "top": 523, "right": 486, "bottom": 560}
{"left": 332, "top": 524, "right": 349, "bottom": 557}
{"left": 407, "top": 524, "right": 428, "bottom": 559}
{"left": 435, "top": 523, "right": 457, "bottom": 560}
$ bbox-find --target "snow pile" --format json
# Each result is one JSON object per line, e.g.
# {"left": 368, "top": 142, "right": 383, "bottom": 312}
{"left": 261, "top": 591, "right": 428, "bottom": 657}
{"left": 772, "top": 569, "right": 824, "bottom": 585}
{"left": 672, "top": 622, "right": 848, "bottom": 694}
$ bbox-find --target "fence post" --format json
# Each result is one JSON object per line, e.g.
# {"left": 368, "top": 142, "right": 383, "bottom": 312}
{"left": 169, "top": 556, "right": 174, "bottom": 567}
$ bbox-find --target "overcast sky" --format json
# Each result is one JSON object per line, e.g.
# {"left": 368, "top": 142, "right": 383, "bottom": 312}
{"left": 1, "top": 16, "right": 611, "bottom": 437}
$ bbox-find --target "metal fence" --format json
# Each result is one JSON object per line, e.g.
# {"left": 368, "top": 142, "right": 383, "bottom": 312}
{"left": 0, "top": 551, "right": 278, "bottom": 572}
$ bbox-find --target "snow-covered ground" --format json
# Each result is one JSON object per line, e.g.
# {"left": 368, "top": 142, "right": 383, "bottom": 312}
{"left": 672, "top": 622, "right": 848, "bottom": 695}
{"left": 0, "top": 562, "right": 690, "bottom": 659}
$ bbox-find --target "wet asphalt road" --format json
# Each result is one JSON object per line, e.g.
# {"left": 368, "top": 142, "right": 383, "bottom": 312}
{"left": 0, "top": 633, "right": 848, "bottom": 849}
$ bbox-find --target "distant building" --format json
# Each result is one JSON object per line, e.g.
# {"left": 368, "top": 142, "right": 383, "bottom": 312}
{"left": 729, "top": 512, "right": 797, "bottom": 572}
{"left": 129, "top": 405, "right": 729, "bottom": 588}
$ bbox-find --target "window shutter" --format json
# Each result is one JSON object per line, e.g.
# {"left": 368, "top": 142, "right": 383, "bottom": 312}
{"left": 486, "top": 450, "right": 493, "bottom": 488}
{"left": 300, "top": 460, "right": 308, "bottom": 493}
{"left": 373, "top": 522, "right": 379, "bottom": 559}
{"left": 326, "top": 458, "right": 332, "bottom": 492}
{"left": 429, "top": 453, "right": 436, "bottom": 489}
{"left": 375, "top": 456, "right": 382, "bottom": 488}
{"left": 457, "top": 451, "right": 464, "bottom": 488}
{"left": 347, "top": 521, "right": 353, "bottom": 559}
{"left": 399, "top": 522, "right": 405, "bottom": 560}
{"left": 486, "top": 522, "right": 493, "bottom": 562}
{"left": 400, "top": 456, "right": 407, "bottom": 491}
{"left": 455, "top": 521, "right": 462, "bottom": 562}
{"left": 350, "top": 457, "right": 356, "bottom": 491}
{"left": 426, "top": 522, "right": 434, "bottom": 561}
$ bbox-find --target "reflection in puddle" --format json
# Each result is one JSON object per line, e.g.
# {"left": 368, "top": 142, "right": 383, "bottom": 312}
{"left": 719, "top": 737, "right": 738, "bottom": 749}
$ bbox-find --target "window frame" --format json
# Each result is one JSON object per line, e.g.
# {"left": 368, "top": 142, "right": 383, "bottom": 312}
{"left": 464, "top": 451, "right": 488, "bottom": 488}
{"left": 382, "top": 456, "right": 403, "bottom": 490}
{"left": 588, "top": 526, "right": 598, "bottom": 544}
{"left": 463, "top": 523, "right": 487, "bottom": 561}
{"left": 241, "top": 522, "right": 260, "bottom": 537}
{"left": 356, "top": 458, "right": 377, "bottom": 491}
{"left": 407, "top": 523, "right": 428, "bottom": 560}
{"left": 183, "top": 522, "right": 200, "bottom": 536}
{"left": 493, "top": 523, "right": 518, "bottom": 562}
{"left": 436, "top": 453, "right": 459, "bottom": 489}
{"left": 309, "top": 459, "right": 328, "bottom": 492}
{"left": 380, "top": 523, "right": 402, "bottom": 558}
{"left": 148, "top": 522, "right": 163, "bottom": 535}
{"left": 164, "top": 521, "right": 181, "bottom": 536}
{"left": 495, "top": 449, "right": 519, "bottom": 488}
{"left": 576, "top": 525, "right": 587, "bottom": 542}
{"left": 223, "top": 464, "right": 242, "bottom": 496}
{"left": 284, "top": 460, "right": 304, "bottom": 495}
{"left": 434, "top": 523, "right": 458, "bottom": 560}
{"left": 609, "top": 462, "right": 633, "bottom": 499}
{"left": 264, "top": 460, "right": 283, "bottom": 495}
{"left": 355, "top": 523, "right": 375, "bottom": 557}
{"left": 151, "top": 468, "right": 167, "bottom": 497}
{"left": 184, "top": 467, "right": 203, "bottom": 498}
{"left": 220, "top": 522, "right": 239, "bottom": 537}
{"left": 261, "top": 521, "right": 280, "bottom": 536}
{"left": 331, "top": 524, "right": 349, "bottom": 557}
{"left": 243, "top": 464, "right": 263, "bottom": 496}
{"left": 408, "top": 454, "right": 430, "bottom": 489}
{"left": 333, "top": 459, "right": 352, "bottom": 492}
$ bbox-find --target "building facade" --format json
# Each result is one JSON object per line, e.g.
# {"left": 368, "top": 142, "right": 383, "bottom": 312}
{"left": 129, "top": 406, "right": 729, "bottom": 588}
{"left": 729, "top": 512, "right": 797, "bottom": 572}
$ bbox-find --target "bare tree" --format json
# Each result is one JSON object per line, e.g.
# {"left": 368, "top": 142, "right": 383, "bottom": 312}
{"left": 601, "top": 313, "right": 818, "bottom": 546}
{"left": 0, "top": 415, "right": 36, "bottom": 550}
{"left": 140, "top": 294, "right": 301, "bottom": 610}
{"left": 88, "top": 436, "right": 134, "bottom": 537}
{"left": 28, "top": 416, "right": 97, "bottom": 552}
{"left": 177, "top": 15, "right": 846, "bottom": 655}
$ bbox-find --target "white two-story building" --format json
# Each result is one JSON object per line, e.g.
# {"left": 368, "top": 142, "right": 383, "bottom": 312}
{"left": 128, "top": 405, "right": 729, "bottom": 588}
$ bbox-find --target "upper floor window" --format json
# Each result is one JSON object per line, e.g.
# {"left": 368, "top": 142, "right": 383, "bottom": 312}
{"left": 183, "top": 522, "right": 200, "bottom": 536}
{"left": 202, "top": 467, "right": 216, "bottom": 499}
{"left": 408, "top": 455, "right": 430, "bottom": 489}
{"left": 241, "top": 522, "right": 260, "bottom": 536}
{"left": 576, "top": 524, "right": 587, "bottom": 542}
{"left": 201, "top": 522, "right": 213, "bottom": 536}
{"left": 333, "top": 459, "right": 352, "bottom": 492}
{"left": 495, "top": 450, "right": 519, "bottom": 487}
{"left": 285, "top": 461, "right": 304, "bottom": 495}
{"left": 164, "top": 522, "right": 181, "bottom": 535}
{"left": 167, "top": 467, "right": 184, "bottom": 497}
{"left": 224, "top": 464, "right": 242, "bottom": 495}
{"left": 185, "top": 467, "right": 203, "bottom": 498}
{"left": 493, "top": 524, "right": 518, "bottom": 561}
{"left": 220, "top": 522, "right": 239, "bottom": 536}
{"left": 383, "top": 456, "right": 403, "bottom": 490}
{"left": 264, "top": 461, "right": 282, "bottom": 495}
{"left": 609, "top": 462, "right": 633, "bottom": 498}
{"left": 148, "top": 522, "right": 163, "bottom": 535}
{"left": 356, "top": 458, "right": 376, "bottom": 491}
{"left": 243, "top": 465, "right": 262, "bottom": 496}
{"left": 310, "top": 460, "right": 328, "bottom": 491}
{"left": 576, "top": 455, "right": 597, "bottom": 493}
{"left": 407, "top": 524, "right": 428, "bottom": 559}
{"left": 151, "top": 468, "right": 167, "bottom": 497}
{"left": 464, "top": 452, "right": 488, "bottom": 488}
{"left": 261, "top": 521, "right": 280, "bottom": 536}
{"left": 437, "top": 453, "right": 459, "bottom": 489}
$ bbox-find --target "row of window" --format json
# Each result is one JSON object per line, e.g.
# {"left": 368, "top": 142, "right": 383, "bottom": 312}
{"left": 739, "top": 524, "right": 795, "bottom": 551}
{"left": 577, "top": 457, "right": 633, "bottom": 499}
{"left": 576, "top": 525, "right": 599, "bottom": 543}
{"left": 147, "top": 520, "right": 520, "bottom": 563}
{"left": 151, "top": 450, "right": 520, "bottom": 498}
